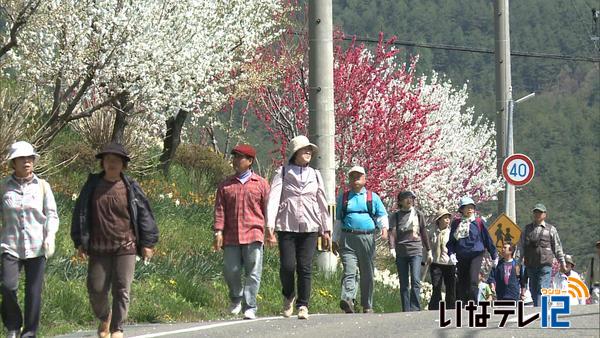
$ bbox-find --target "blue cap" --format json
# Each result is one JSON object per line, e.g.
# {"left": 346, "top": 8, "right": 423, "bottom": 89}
{"left": 458, "top": 196, "right": 476, "bottom": 209}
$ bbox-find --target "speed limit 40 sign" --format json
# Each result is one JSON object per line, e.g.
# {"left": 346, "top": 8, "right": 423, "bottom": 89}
{"left": 502, "top": 153, "right": 535, "bottom": 186}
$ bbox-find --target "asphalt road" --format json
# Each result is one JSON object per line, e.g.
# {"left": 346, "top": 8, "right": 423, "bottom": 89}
{"left": 57, "top": 304, "right": 599, "bottom": 338}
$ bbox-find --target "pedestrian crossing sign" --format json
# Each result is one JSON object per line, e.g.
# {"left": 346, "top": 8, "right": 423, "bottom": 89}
{"left": 488, "top": 213, "right": 521, "bottom": 251}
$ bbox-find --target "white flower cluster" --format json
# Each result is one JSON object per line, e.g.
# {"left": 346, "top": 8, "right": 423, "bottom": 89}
{"left": 3, "top": 0, "right": 283, "bottom": 146}
{"left": 373, "top": 268, "right": 400, "bottom": 290}
{"left": 158, "top": 193, "right": 180, "bottom": 207}
{"left": 420, "top": 281, "right": 433, "bottom": 308}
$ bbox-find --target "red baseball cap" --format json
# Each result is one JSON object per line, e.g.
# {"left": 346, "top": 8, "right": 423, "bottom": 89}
{"left": 231, "top": 144, "right": 256, "bottom": 158}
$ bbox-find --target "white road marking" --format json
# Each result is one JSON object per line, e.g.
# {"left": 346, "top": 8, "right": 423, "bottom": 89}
{"left": 129, "top": 317, "right": 285, "bottom": 338}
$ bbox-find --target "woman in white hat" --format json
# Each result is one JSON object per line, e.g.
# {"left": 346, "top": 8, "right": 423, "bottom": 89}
{"left": 266, "top": 135, "right": 331, "bottom": 320}
{"left": 1, "top": 141, "right": 59, "bottom": 338}
{"left": 427, "top": 208, "right": 456, "bottom": 310}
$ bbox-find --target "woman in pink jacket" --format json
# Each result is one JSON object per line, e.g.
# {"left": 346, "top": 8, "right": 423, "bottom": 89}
{"left": 266, "top": 135, "right": 331, "bottom": 320}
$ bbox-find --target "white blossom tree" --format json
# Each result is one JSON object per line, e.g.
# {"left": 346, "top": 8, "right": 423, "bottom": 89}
{"left": 2, "top": 0, "right": 283, "bottom": 152}
{"left": 408, "top": 73, "right": 502, "bottom": 215}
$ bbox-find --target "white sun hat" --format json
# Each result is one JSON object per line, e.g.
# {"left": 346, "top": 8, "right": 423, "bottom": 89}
{"left": 287, "top": 135, "right": 319, "bottom": 161}
{"left": 348, "top": 166, "right": 366, "bottom": 175}
{"left": 6, "top": 141, "right": 39, "bottom": 161}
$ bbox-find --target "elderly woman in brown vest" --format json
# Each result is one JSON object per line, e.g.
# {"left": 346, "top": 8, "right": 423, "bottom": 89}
{"left": 71, "top": 143, "right": 158, "bottom": 338}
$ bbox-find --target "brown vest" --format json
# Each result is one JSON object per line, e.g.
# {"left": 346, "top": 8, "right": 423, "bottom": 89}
{"left": 523, "top": 222, "right": 554, "bottom": 267}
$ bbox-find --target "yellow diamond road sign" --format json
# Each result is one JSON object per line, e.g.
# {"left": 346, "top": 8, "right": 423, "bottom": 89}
{"left": 488, "top": 213, "right": 521, "bottom": 252}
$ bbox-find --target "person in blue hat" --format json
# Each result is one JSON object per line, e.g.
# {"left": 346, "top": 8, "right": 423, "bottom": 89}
{"left": 446, "top": 197, "right": 498, "bottom": 304}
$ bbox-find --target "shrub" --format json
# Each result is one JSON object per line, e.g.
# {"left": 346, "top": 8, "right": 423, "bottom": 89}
{"left": 173, "top": 144, "right": 233, "bottom": 188}
{"left": 49, "top": 140, "right": 98, "bottom": 173}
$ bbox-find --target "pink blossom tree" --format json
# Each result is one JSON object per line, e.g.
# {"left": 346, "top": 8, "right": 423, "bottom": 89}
{"left": 244, "top": 27, "right": 500, "bottom": 211}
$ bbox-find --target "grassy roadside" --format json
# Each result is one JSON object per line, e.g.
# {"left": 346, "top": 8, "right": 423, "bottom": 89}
{"left": 1, "top": 166, "right": 402, "bottom": 337}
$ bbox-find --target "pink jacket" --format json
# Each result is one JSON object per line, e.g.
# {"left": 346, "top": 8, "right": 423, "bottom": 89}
{"left": 267, "top": 165, "right": 331, "bottom": 234}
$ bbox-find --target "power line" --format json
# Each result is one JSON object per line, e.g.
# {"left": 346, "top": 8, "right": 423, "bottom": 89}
{"left": 341, "top": 34, "right": 600, "bottom": 63}
{"left": 291, "top": 30, "right": 600, "bottom": 62}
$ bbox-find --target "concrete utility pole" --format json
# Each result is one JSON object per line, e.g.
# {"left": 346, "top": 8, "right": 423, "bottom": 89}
{"left": 494, "top": 0, "right": 515, "bottom": 221}
{"left": 308, "top": 0, "right": 336, "bottom": 204}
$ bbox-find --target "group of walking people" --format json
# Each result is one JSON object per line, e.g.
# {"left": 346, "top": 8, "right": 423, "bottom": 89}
{"left": 213, "top": 135, "right": 594, "bottom": 321}
{"left": 1, "top": 136, "right": 595, "bottom": 337}
{"left": 1, "top": 141, "right": 158, "bottom": 338}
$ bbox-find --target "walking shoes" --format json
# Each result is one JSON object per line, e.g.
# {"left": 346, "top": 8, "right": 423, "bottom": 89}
{"left": 282, "top": 296, "right": 295, "bottom": 317}
{"left": 297, "top": 306, "right": 309, "bottom": 319}
{"left": 97, "top": 313, "right": 111, "bottom": 338}
{"left": 228, "top": 301, "right": 242, "bottom": 315}
{"left": 340, "top": 299, "right": 355, "bottom": 313}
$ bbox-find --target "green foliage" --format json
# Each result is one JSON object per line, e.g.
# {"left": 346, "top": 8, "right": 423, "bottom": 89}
{"left": 173, "top": 143, "right": 233, "bottom": 188}
{"left": 49, "top": 135, "right": 97, "bottom": 173}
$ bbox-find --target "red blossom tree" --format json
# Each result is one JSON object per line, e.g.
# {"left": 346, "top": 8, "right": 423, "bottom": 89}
{"left": 245, "top": 30, "right": 442, "bottom": 201}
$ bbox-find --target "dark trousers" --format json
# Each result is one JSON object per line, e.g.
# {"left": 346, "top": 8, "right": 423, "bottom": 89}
{"left": 87, "top": 254, "right": 136, "bottom": 333}
{"left": 428, "top": 263, "right": 456, "bottom": 310}
{"left": 456, "top": 253, "right": 484, "bottom": 303}
{"left": 277, "top": 231, "right": 318, "bottom": 308}
{"left": 1, "top": 253, "right": 46, "bottom": 337}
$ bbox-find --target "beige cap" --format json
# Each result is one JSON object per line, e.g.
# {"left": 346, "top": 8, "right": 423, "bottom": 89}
{"left": 434, "top": 208, "right": 452, "bottom": 222}
{"left": 348, "top": 166, "right": 366, "bottom": 175}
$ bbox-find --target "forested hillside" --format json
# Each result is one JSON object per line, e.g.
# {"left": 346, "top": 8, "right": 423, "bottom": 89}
{"left": 332, "top": 0, "right": 599, "bottom": 267}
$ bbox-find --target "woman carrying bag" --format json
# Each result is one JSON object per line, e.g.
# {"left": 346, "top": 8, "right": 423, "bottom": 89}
{"left": 266, "top": 135, "right": 331, "bottom": 320}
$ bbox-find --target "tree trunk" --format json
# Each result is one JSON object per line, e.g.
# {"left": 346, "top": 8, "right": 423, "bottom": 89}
{"left": 159, "top": 109, "right": 189, "bottom": 176}
{"left": 111, "top": 91, "right": 132, "bottom": 144}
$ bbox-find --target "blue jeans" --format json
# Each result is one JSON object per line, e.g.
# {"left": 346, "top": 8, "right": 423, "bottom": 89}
{"left": 396, "top": 255, "right": 422, "bottom": 311}
{"left": 527, "top": 265, "right": 552, "bottom": 307}
{"left": 223, "top": 243, "right": 263, "bottom": 311}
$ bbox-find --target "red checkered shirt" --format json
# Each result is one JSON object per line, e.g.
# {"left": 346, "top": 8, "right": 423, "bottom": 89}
{"left": 214, "top": 173, "right": 270, "bottom": 245}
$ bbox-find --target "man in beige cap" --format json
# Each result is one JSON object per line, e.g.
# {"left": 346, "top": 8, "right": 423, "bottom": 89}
{"left": 427, "top": 208, "right": 456, "bottom": 310}
{"left": 332, "top": 166, "right": 388, "bottom": 314}
{"left": 518, "top": 203, "right": 566, "bottom": 307}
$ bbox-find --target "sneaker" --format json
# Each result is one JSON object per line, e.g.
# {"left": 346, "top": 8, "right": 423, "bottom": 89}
{"left": 110, "top": 331, "right": 124, "bottom": 338}
{"left": 297, "top": 305, "right": 309, "bottom": 319}
{"left": 7, "top": 331, "right": 18, "bottom": 338}
{"left": 363, "top": 308, "right": 374, "bottom": 314}
{"left": 243, "top": 308, "right": 257, "bottom": 320}
{"left": 282, "top": 296, "right": 295, "bottom": 317}
{"left": 228, "top": 301, "right": 242, "bottom": 315}
{"left": 97, "top": 313, "right": 111, "bottom": 338}
{"left": 340, "top": 299, "right": 354, "bottom": 313}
